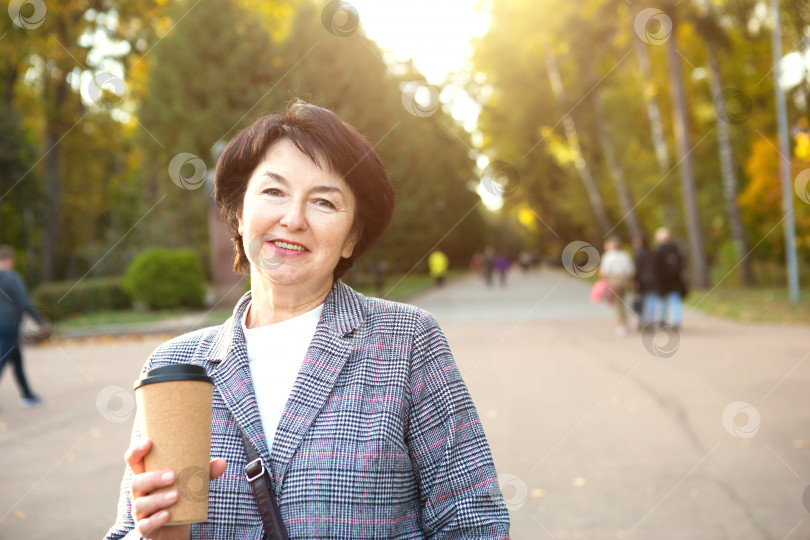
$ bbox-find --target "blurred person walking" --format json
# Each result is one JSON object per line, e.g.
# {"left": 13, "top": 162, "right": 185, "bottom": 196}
{"left": 482, "top": 245, "right": 496, "bottom": 286}
{"left": 518, "top": 250, "right": 533, "bottom": 272}
{"left": 652, "top": 227, "right": 687, "bottom": 330}
{"left": 428, "top": 249, "right": 449, "bottom": 286}
{"left": 0, "top": 245, "right": 50, "bottom": 408}
{"left": 493, "top": 253, "right": 511, "bottom": 286}
{"left": 599, "top": 237, "right": 635, "bottom": 336}
{"left": 632, "top": 234, "right": 657, "bottom": 330}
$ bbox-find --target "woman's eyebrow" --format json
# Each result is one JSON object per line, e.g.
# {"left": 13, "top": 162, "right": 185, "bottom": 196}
{"left": 262, "top": 171, "right": 287, "bottom": 184}
{"left": 310, "top": 185, "right": 344, "bottom": 196}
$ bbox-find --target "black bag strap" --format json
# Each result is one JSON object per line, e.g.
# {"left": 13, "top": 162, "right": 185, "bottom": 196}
{"left": 239, "top": 429, "right": 290, "bottom": 540}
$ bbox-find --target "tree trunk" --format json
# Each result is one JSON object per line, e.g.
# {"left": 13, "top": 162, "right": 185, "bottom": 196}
{"left": 592, "top": 87, "right": 642, "bottom": 240}
{"left": 632, "top": 18, "right": 678, "bottom": 227}
{"left": 544, "top": 49, "right": 612, "bottom": 235}
{"left": 705, "top": 40, "right": 754, "bottom": 285}
{"left": 40, "top": 78, "right": 69, "bottom": 282}
{"left": 665, "top": 22, "right": 710, "bottom": 288}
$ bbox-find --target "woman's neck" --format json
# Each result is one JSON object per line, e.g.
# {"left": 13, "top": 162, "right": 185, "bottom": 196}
{"left": 246, "top": 273, "right": 332, "bottom": 327}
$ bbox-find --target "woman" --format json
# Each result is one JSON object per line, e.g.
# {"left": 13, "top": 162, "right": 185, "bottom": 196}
{"left": 598, "top": 236, "right": 635, "bottom": 336}
{"left": 105, "top": 101, "right": 510, "bottom": 539}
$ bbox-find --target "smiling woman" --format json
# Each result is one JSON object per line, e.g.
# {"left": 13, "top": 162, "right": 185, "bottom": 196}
{"left": 104, "top": 101, "right": 510, "bottom": 540}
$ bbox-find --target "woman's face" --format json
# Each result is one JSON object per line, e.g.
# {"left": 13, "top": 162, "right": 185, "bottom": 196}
{"left": 238, "top": 138, "right": 358, "bottom": 294}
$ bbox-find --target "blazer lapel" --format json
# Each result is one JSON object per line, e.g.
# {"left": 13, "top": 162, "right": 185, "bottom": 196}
{"left": 270, "top": 281, "right": 365, "bottom": 491}
{"left": 206, "top": 292, "right": 272, "bottom": 467}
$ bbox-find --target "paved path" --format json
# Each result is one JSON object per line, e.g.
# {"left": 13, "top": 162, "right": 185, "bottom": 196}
{"left": 1, "top": 269, "right": 808, "bottom": 539}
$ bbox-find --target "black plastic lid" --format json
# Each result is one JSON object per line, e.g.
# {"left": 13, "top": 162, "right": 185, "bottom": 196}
{"left": 133, "top": 364, "right": 212, "bottom": 390}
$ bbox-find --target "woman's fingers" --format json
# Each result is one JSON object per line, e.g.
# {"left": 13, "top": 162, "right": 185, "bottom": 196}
{"left": 124, "top": 439, "right": 151, "bottom": 476}
{"left": 135, "top": 511, "right": 192, "bottom": 539}
{"left": 133, "top": 508, "right": 170, "bottom": 536}
{"left": 210, "top": 458, "right": 227, "bottom": 480}
{"left": 132, "top": 487, "right": 178, "bottom": 521}
{"left": 131, "top": 469, "right": 175, "bottom": 499}
{"left": 125, "top": 441, "right": 221, "bottom": 540}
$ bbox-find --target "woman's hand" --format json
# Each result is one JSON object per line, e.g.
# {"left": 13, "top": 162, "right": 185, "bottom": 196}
{"left": 126, "top": 439, "right": 227, "bottom": 540}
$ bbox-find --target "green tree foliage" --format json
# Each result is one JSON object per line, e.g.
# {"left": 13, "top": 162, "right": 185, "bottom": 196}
{"left": 279, "top": 2, "right": 485, "bottom": 270}
{"left": 134, "top": 0, "right": 484, "bottom": 274}
{"left": 0, "top": 0, "right": 164, "bottom": 282}
{"left": 5, "top": 0, "right": 484, "bottom": 286}
{"left": 134, "top": 0, "right": 282, "bottom": 259}
{"left": 471, "top": 0, "right": 808, "bottom": 278}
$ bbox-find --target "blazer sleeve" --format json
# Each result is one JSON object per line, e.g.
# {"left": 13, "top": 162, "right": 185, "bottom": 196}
{"left": 103, "top": 410, "right": 145, "bottom": 540}
{"left": 406, "top": 312, "right": 510, "bottom": 538}
{"left": 103, "top": 372, "right": 148, "bottom": 540}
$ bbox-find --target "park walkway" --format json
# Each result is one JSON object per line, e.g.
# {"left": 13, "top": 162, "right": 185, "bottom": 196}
{"left": 0, "top": 268, "right": 808, "bottom": 539}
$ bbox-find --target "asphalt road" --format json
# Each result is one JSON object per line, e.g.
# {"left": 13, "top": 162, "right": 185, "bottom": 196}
{"left": 1, "top": 268, "right": 808, "bottom": 539}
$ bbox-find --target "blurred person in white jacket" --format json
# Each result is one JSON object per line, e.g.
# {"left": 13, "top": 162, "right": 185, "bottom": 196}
{"left": 599, "top": 236, "right": 635, "bottom": 336}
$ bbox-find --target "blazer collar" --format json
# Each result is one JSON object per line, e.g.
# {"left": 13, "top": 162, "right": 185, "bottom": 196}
{"left": 205, "top": 280, "right": 366, "bottom": 487}
{"left": 206, "top": 280, "right": 365, "bottom": 363}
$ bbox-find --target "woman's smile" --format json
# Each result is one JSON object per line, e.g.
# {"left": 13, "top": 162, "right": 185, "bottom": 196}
{"left": 268, "top": 238, "right": 309, "bottom": 255}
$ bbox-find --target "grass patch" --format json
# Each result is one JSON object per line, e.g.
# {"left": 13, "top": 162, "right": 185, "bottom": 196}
{"left": 58, "top": 309, "right": 190, "bottom": 329}
{"left": 685, "top": 286, "right": 810, "bottom": 325}
{"left": 58, "top": 307, "right": 234, "bottom": 330}
{"left": 354, "top": 271, "right": 464, "bottom": 301}
{"left": 56, "top": 273, "right": 449, "bottom": 331}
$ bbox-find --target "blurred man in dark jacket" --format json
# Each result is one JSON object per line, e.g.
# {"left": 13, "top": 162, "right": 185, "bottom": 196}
{"left": 632, "top": 233, "right": 657, "bottom": 330}
{"left": 652, "top": 228, "right": 687, "bottom": 330}
{"left": 0, "top": 245, "right": 50, "bottom": 408}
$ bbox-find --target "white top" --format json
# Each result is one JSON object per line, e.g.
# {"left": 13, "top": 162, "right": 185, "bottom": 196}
{"left": 241, "top": 300, "right": 324, "bottom": 454}
{"left": 600, "top": 250, "right": 635, "bottom": 278}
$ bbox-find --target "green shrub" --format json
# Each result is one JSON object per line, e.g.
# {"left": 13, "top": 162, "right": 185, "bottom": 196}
{"left": 33, "top": 277, "right": 131, "bottom": 321}
{"left": 122, "top": 248, "right": 206, "bottom": 310}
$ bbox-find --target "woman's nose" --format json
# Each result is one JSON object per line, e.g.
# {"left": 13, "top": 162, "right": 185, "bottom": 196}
{"left": 279, "top": 201, "right": 307, "bottom": 230}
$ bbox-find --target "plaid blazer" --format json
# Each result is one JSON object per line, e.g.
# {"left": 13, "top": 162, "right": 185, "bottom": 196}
{"left": 105, "top": 280, "right": 510, "bottom": 539}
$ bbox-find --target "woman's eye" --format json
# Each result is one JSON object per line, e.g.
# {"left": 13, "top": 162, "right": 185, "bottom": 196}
{"left": 315, "top": 199, "right": 336, "bottom": 209}
{"left": 264, "top": 188, "right": 284, "bottom": 197}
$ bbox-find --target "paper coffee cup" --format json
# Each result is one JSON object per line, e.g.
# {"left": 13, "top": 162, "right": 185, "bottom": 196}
{"left": 134, "top": 364, "right": 214, "bottom": 525}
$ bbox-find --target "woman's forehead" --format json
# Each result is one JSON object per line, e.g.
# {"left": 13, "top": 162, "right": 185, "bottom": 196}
{"left": 262, "top": 139, "right": 346, "bottom": 179}
{"left": 259, "top": 140, "right": 344, "bottom": 183}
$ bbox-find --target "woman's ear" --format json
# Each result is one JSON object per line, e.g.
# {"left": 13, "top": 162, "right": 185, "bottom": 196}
{"left": 341, "top": 223, "right": 363, "bottom": 259}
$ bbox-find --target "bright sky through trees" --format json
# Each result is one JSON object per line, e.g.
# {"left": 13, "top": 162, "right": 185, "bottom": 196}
{"left": 349, "top": 0, "right": 499, "bottom": 208}
{"left": 349, "top": 0, "right": 490, "bottom": 84}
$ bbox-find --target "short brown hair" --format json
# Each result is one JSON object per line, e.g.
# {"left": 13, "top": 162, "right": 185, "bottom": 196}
{"left": 214, "top": 101, "right": 396, "bottom": 279}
